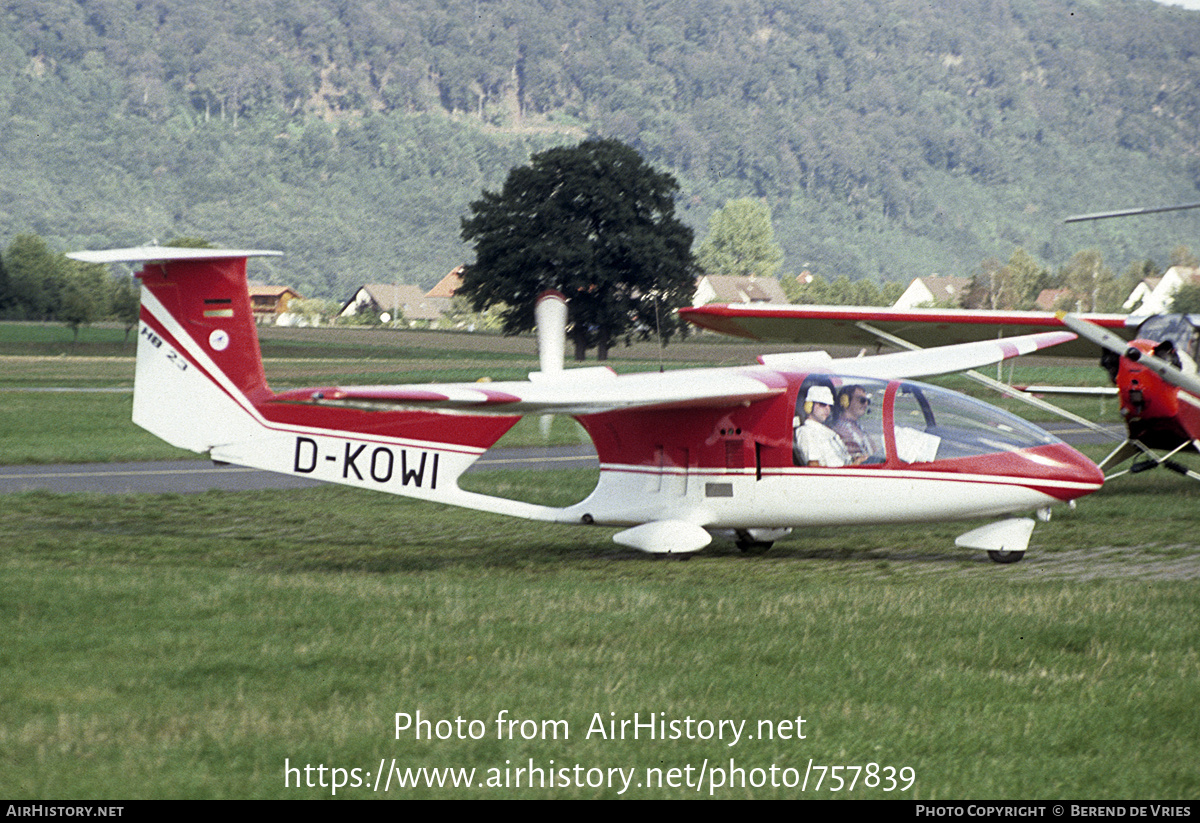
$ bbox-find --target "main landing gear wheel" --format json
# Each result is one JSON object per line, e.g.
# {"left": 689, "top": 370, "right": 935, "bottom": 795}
{"left": 987, "top": 550, "right": 1024, "bottom": 564}
{"left": 736, "top": 538, "right": 773, "bottom": 555}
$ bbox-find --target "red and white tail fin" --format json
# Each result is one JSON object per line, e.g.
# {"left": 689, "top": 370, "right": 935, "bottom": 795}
{"left": 67, "top": 247, "right": 525, "bottom": 506}
{"left": 69, "top": 247, "right": 279, "bottom": 453}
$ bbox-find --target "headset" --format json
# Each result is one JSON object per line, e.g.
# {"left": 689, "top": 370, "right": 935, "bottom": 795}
{"left": 837, "top": 384, "right": 871, "bottom": 414}
{"left": 799, "top": 378, "right": 837, "bottom": 416}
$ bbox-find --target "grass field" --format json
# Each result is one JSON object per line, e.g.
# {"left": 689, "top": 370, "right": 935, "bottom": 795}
{"left": 3, "top": 471, "right": 1198, "bottom": 799}
{"left": 1, "top": 321, "right": 1197, "bottom": 799}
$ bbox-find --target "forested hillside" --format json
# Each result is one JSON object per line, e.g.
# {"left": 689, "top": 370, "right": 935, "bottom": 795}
{"left": 3, "top": 0, "right": 1200, "bottom": 298}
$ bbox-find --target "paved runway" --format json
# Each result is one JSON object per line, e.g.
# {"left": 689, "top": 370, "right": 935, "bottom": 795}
{"left": 0, "top": 445, "right": 601, "bottom": 494}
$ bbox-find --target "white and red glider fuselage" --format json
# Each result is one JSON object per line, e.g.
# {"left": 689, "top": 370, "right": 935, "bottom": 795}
{"left": 77, "top": 248, "right": 1103, "bottom": 555}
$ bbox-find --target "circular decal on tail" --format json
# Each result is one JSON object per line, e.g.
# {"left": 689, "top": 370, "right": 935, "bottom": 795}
{"left": 209, "top": 329, "right": 230, "bottom": 351}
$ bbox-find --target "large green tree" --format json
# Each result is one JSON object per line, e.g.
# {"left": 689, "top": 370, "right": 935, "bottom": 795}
{"left": 1060, "top": 249, "right": 1122, "bottom": 313}
{"left": 459, "top": 138, "right": 697, "bottom": 361}
{"left": 696, "top": 198, "right": 784, "bottom": 280}
{"left": 967, "top": 248, "right": 1049, "bottom": 310}
{"left": 3, "top": 234, "right": 73, "bottom": 321}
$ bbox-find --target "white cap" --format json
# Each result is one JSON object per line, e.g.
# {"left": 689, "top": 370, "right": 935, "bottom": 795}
{"left": 805, "top": 385, "right": 834, "bottom": 406}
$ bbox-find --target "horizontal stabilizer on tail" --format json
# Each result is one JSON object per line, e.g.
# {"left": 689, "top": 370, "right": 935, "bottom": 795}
{"left": 68, "top": 247, "right": 283, "bottom": 265}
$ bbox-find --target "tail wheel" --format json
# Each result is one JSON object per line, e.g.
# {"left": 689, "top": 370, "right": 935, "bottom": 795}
{"left": 987, "top": 550, "right": 1024, "bottom": 564}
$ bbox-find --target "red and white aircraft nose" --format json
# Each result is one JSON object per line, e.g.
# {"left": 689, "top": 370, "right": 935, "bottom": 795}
{"left": 1019, "top": 443, "right": 1106, "bottom": 501}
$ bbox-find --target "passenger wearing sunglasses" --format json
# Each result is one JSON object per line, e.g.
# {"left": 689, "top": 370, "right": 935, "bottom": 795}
{"left": 833, "top": 385, "right": 880, "bottom": 465}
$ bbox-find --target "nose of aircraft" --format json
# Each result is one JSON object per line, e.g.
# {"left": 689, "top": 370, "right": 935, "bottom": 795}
{"left": 1117, "top": 341, "right": 1182, "bottom": 421}
{"left": 1027, "top": 443, "right": 1105, "bottom": 502}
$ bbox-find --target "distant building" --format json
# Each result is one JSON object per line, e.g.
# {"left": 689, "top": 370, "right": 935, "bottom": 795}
{"left": 247, "top": 285, "right": 302, "bottom": 324}
{"left": 693, "top": 274, "right": 788, "bottom": 306}
{"left": 893, "top": 276, "right": 970, "bottom": 309}
{"left": 1125, "top": 267, "right": 1199, "bottom": 315}
{"left": 1122, "top": 278, "right": 1161, "bottom": 313}
{"left": 426, "top": 265, "right": 464, "bottom": 299}
{"left": 1035, "top": 287, "right": 1073, "bottom": 312}
{"left": 339, "top": 284, "right": 449, "bottom": 325}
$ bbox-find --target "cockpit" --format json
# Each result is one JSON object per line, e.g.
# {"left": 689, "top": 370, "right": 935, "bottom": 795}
{"left": 793, "top": 376, "right": 1061, "bottom": 469}
{"left": 1129, "top": 314, "right": 1200, "bottom": 376}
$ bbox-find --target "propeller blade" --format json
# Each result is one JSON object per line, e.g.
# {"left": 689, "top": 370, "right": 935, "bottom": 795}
{"left": 1058, "top": 312, "right": 1200, "bottom": 398}
{"left": 1063, "top": 201, "right": 1200, "bottom": 223}
{"left": 534, "top": 290, "right": 567, "bottom": 376}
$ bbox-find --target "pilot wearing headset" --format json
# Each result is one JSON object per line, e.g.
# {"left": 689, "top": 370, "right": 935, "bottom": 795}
{"left": 794, "top": 385, "right": 851, "bottom": 467}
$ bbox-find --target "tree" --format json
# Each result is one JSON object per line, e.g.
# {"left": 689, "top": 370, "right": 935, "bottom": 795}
{"left": 58, "top": 274, "right": 99, "bottom": 342}
{"left": 111, "top": 276, "right": 140, "bottom": 343}
{"left": 1005, "top": 248, "right": 1050, "bottom": 310}
{"left": 1169, "top": 245, "right": 1200, "bottom": 269}
{"left": 782, "top": 272, "right": 903, "bottom": 306}
{"left": 967, "top": 258, "right": 1009, "bottom": 310}
{"left": 164, "top": 237, "right": 215, "bottom": 248}
{"left": 459, "top": 138, "right": 697, "bottom": 361}
{"left": 1170, "top": 281, "right": 1200, "bottom": 314}
{"left": 967, "top": 249, "right": 1048, "bottom": 310}
{"left": 4, "top": 234, "right": 64, "bottom": 320}
{"left": 782, "top": 272, "right": 833, "bottom": 304}
{"left": 284, "top": 298, "right": 341, "bottom": 327}
{"left": 0, "top": 253, "right": 9, "bottom": 315}
{"left": 1059, "top": 249, "right": 1121, "bottom": 313}
{"left": 696, "top": 198, "right": 784, "bottom": 279}
{"left": 440, "top": 294, "right": 505, "bottom": 333}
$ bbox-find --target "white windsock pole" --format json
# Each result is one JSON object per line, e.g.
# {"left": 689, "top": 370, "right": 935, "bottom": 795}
{"left": 535, "top": 290, "right": 567, "bottom": 375}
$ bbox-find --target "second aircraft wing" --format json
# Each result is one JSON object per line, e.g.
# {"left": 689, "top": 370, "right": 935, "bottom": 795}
{"left": 679, "top": 303, "right": 1131, "bottom": 358}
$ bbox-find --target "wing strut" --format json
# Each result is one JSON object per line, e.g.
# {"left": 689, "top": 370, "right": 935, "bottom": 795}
{"left": 853, "top": 321, "right": 1122, "bottom": 441}
{"left": 1099, "top": 438, "right": 1200, "bottom": 482}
